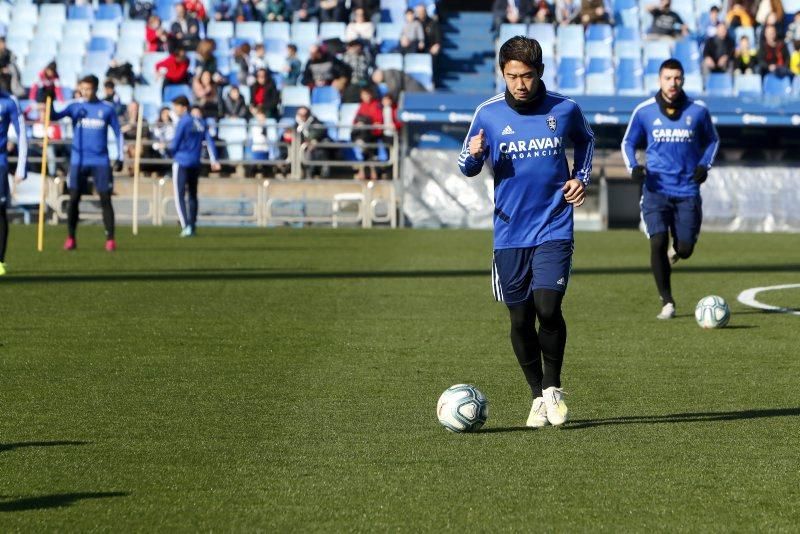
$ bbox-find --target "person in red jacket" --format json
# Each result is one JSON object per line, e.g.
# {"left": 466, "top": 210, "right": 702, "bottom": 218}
{"left": 146, "top": 15, "right": 168, "bottom": 52}
{"left": 183, "top": 0, "right": 207, "bottom": 21}
{"left": 352, "top": 86, "right": 383, "bottom": 180}
{"left": 156, "top": 44, "right": 192, "bottom": 94}
{"left": 28, "top": 62, "right": 64, "bottom": 103}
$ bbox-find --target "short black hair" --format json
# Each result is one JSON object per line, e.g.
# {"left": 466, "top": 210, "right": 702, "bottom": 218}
{"left": 710, "top": 5, "right": 719, "bottom": 11}
{"left": 172, "top": 95, "right": 190, "bottom": 107}
{"left": 659, "top": 58, "right": 684, "bottom": 75}
{"left": 79, "top": 74, "right": 99, "bottom": 89}
{"left": 498, "top": 36, "right": 543, "bottom": 72}
{"left": 287, "top": 43, "right": 297, "bottom": 52}
{"left": 104, "top": 80, "right": 115, "bottom": 89}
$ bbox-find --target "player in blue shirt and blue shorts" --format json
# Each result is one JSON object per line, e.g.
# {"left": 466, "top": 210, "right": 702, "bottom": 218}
{"left": 622, "top": 59, "right": 720, "bottom": 320}
{"left": 459, "top": 36, "right": 595, "bottom": 428}
{"left": 50, "top": 75, "right": 124, "bottom": 252}
{"left": 163, "top": 96, "right": 220, "bottom": 237}
{"left": 0, "top": 91, "right": 27, "bottom": 276}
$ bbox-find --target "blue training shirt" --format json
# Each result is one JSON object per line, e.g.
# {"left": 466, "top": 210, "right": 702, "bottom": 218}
{"left": 168, "top": 113, "right": 218, "bottom": 167}
{"left": 458, "top": 91, "right": 595, "bottom": 249}
{"left": 51, "top": 99, "right": 123, "bottom": 167}
{"left": 622, "top": 95, "right": 720, "bottom": 197}
{"left": 0, "top": 91, "right": 27, "bottom": 176}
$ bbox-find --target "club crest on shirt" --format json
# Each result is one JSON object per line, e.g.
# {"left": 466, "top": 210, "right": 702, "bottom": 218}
{"left": 686, "top": 115, "right": 692, "bottom": 126}
{"left": 546, "top": 115, "right": 556, "bottom": 132}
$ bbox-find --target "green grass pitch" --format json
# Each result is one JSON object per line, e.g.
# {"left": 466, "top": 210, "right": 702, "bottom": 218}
{"left": 1, "top": 225, "right": 799, "bottom": 530}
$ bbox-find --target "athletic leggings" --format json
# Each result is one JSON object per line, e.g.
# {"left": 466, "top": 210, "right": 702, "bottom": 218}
{"left": 68, "top": 189, "right": 115, "bottom": 240}
{"left": 650, "top": 232, "right": 694, "bottom": 304}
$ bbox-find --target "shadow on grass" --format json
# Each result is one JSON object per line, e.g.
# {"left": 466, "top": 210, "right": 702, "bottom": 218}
{"left": 565, "top": 407, "right": 800, "bottom": 430}
{"left": 0, "top": 441, "right": 89, "bottom": 453}
{"left": 478, "top": 426, "right": 536, "bottom": 434}
{"left": 4, "top": 262, "right": 800, "bottom": 284}
{"left": 0, "top": 492, "right": 128, "bottom": 512}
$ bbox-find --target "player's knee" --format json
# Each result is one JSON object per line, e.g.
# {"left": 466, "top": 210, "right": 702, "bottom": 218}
{"left": 675, "top": 241, "right": 694, "bottom": 259}
{"left": 650, "top": 232, "right": 668, "bottom": 251}
{"left": 508, "top": 304, "right": 533, "bottom": 331}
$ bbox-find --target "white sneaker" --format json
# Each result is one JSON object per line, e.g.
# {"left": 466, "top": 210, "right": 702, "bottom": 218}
{"left": 526, "top": 397, "right": 549, "bottom": 428}
{"left": 668, "top": 245, "right": 679, "bottom": 265}
{"left": 542, "top": 387, "right": 568, "bottom": 426}
{"left": 657, "top": 302, "right": 676, "bottom": 320}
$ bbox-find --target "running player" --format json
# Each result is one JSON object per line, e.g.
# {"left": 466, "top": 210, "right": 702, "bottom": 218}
{"left": 622, "top": 59, "right": 720, "bottom": 320}
{"left": 458, "top": 36, "right": 595, "bottom": 427}
{"left": 165, "top": 97, "right": 220, "bottom": 237}
{"left": 0, "top": 90, "right": 27, "bottom": 275}
{"left": 50, "top": 75, "right": 124, "bottom": 251}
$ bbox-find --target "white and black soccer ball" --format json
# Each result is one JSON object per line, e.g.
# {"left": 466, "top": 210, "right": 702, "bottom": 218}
{"left": 695, "top": 295, "right": 731, "bottom": 329}
{"left": 436, "top": 384, "right": 488, "bottom": 433}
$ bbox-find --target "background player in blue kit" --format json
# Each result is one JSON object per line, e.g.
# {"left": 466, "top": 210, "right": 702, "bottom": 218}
{"left": 458, "top": 36, "right": 594, "bottom": 428}
{"left": 164, "top": 96, "right": 220, "bottom": 237}
{"left": 622, "top": 59, "right": 720, "bottom": 320}
{"left": 51, "top": 75, "right": 124, "bottom": 252}
{"left": 0, "top": 90, "right": 27, "bottom": 276}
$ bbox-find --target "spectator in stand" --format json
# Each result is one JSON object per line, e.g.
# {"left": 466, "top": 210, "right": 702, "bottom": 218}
{"left": 647, "top": 0, "right": 688, "bottom": 38}
{"left": 726, "top": 0, "right": 754, "bottom": 28}
{"left": 249, "top": 43, "right": 269, "bottom": 81}
{"left": 702, "top": 6, "right": 723, "bottom": 41}
{"left": 106, "top": 59, "right": 137, "bottom": 86}
{"left": 156, "top": 43, "right": 192, "bottom": 90}
{"left": 760, "top": 12, "right": 784, "bottom": 42}
{"left": 492, "top": 0, "right": 530, "bottom": 31}
{"left": 342, "top": 39, "right": 372, "bottom": 89}
{"left": 130, "top": 0, "right": 154, "bottom": 20}
{"left": 285, "top": 44, "right": 302, "bottom": 85}
{"left": 578, "top": 0, "right": 612, "bottom": 25}
{"left": 235, "top": 0, "right": 264, "bottom": 22}
{"left": 556, "top": 0, "right": 581, "bottom": 25}
{"left": 381, "top": 93, "right": 401, "bottom": 147}
{"left": 233, "top": 43, "right": 252, "bottom": 86}
{"left": 702, "top": 22, "right": 734, "bottom": 76}
{"left": 790, "top": 40, "right": 800, "bottom": 75}
{"left": 351, "top": 0, "right": 382, "bottom": 26}
{"left": 371, "top": 68, "right": 427, "bottom": 101}
{"left": 531, "top": 0, "right": 555, "bottom": 23}
{"left": 415, "top": 4, "right": 441, "bottom": 57}
{"left": 153, "top": 107, "right": 175, "bottom": 158}
{"left": 29, "top": 62, "right": 64, "bottom": 104}
{"left": 734, "top": 35, "right": 758, "bottom": 73}
{"left": 266, "top": 0, "right": 292, "bottom": 21}
{"left": 193, "top": 70, "right": 222, "bottom": 118}
{"left": 214, "top": 0, "right": 234, "bottom": 21}
{"left": 758, "top": 24, "right": 789, "bottom": 76}
{"left": 222, "top": 85, "right": 250, "bottom": 118}
{"left": 786, "top": 11, "right": 800, "bottom": 47}
{"left": 183, "top": 0, "right": 208, "bottom": 22}
{"left": 755, "top": 0, "right": 783, "bottom": 27}
{"left": 196, "top": 39, "right": 227, "bottom": 85}
{"left": 399, "top": 8, "right": 425, "bottom": 54}
{"left": 319, "top": 0, "right": 345, "bottom": 22}
{"left": 345, "top": 8, "right": 375, "bottom": 42}
{"left": 301, "top": 44, "right": 351, "bottom": 87}
{"left": 292, "top": 0, "right": 320, "bottom": 22}
{"left": 171, "top": 4, "right": 201, "bottom": 50}
{"left": 0, "top": 38, "right": 23, "bottom": 97}
{"left": 352, "top": 86, "right": 383, "bottom": 180}
{"left": 102, "top": 80, "right": 126, "bottom": 118}
{"left": 289, "top": 106, "right": 332, "bottom": 178}
{"left": 250, "top": 68, "right": 280, "bottom": 119}
{"left": 146, "top": 15, "right": 168, "bottom": 52}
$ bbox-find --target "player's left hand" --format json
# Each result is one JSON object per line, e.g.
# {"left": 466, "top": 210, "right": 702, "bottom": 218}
{"left": 113, "top": 160, "right": 124, "bottom": 173}
{"left": 693, "top": 166, "right": 708, "bottom": 184}
{"left": 562, "top": 178, "right": 586, "bottom": 207}
{"left": 210, "top": 161, "right": 222, "bottom": 172}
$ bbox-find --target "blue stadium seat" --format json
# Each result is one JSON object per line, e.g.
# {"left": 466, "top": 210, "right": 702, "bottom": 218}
{"left": 5, "top": 37, "right": 30, "bottom": 58}
{"left": 683, "top": 73, "right": 703, "bottom": 96}
{"left": 155, "top": 0, "right": 176, "bottom": 22}
{"left": 263, "top": 22, "right": 291, "bottom": 42}
{"left": 585, "top": 73, "right": 614, "bottom": 95}
{"left": 616, "top": 65, "right": 644, "bottom": 96}
{"left": 163, "top": 84, "right": 192, "bottom": 103}
{"left": 6, "top": 25, "right": 34, "bottom": 41}
{"left": 94, "top": 20, "right": 122, "bottom": 41}
{"left": 135, "top": 83, "right": 162, "bottom": 105}
{"left": 116, "top": 84, "right": 134, "bottom": 104}
{"left": 587, "top": 57, "right": 613, "bottom": 75}
{"left": 88, "top": 37, "right": 116, "bottom": 55}
{"left": 793, "top": 76, "right": 800, "bottom": 97}
{"left": 68, "top": 4, "right": 94, "bottom": 20}
{"left": 39, "top": 4, "right": 67, "bottom": 25}
{"left": 674, "top": 39, "right": 700, "bottom": 74}
{"left": 265, "top": 53, "right": 287, "bottom": 74}
{"left": 706, "top": 72, "right": 733, "bottom": 97}
{"left": 142, "top": 52, "right": 170, "bottom": 85}
{"left": 85, "top": 52, "right": 114, "bottom": 77}
{"left": 120, "top": 20, "right": 147, "bottom": 40}
{"left": 586, "top": 24, "right": 613, "bottom": 44}
{"left": 236, "top": 21, "right": 263, "bottom": 43}
{"left": 614, "top": 26, "right": 640, "bottom": 42}
{"left": 311, "top": 85, "right": 341, "bottom": 105}
{"left": 311, "top": 103, "right": 339, "bottom": 126}
{"left": 528, "top": 23, "right": 555, "bottom": 46}
{"left": 542, "top": 56, "right": 556, "bottom": 87}
{"left": 376, "top": 53, "right": 403, "bottom": 71}
{"left": 291, "top": 22, "right": 319, "bottom": 48}
{"left": 586, "top": 41, "right": 612, "bottom": 58}
{"left": 96, "top": 3, "right": 123, "bottom": 22}
{"left": 404, "top": 54, "right": 434, "bottom": 90}
{"left": 12, "top": 4, "right": 38, "bottom": 26}
{"left": 63, "top": 20, "right": 92, "bottom": 43}
{"left": 643, "top": 40, "right": 672, "bottom": 63}
{"left": 319, "top": 22, "right": 346, "bottom": 41}
{"left": 734, "top": 73, "right": 762, "bottom": 98}
{"left": 763, "top": 74, "right": 792, "bottom": 97}
{"left": 117, "top": 39, "right": 145, "bottom": 59}
{"left": 644, "top": 73, "right": 659, "bottom": 93}
{"left": 380, "top": 0, "right": 406, "bottom": 23}
{"left": 615, "top": 41, "right": 641, "bottom": 59}
{"left": 281, "top": 85, "right": 311, "bottom": 110}
{"left": 214, "top": 51, "right": 232, "bottom": 75}
{"left": 499, "top": 23, "right": 527, "bottom": 45}
{"left": 218, "top": 118, "right": 248, "bottom": 160}
{"left": 557, "top": 24, "right": 584, "bottom": 47}
{"left": 208, "top": 21, "right": 235, "bottom": 40}
{"left": 377, "top": 23, "right": 402, "bottom": 53}
{"left": 557, "top": 57, "right": 585, "bottom": 94}
{"left": 264, "top": 38, "right": 288, "bottom": 54}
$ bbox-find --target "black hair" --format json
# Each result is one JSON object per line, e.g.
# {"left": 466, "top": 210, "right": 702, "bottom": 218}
{"left": 498, "top": 36, "right": 543, "bottom": 72}
{"left": 104, "top": 80, "right": 115, "bottom": 89}
{"left": 659, "top": 58, "right": 684, "bottom": 75}
{"left": 172, "top": 95, "right": 190, "bottom": 107}
{"left": 79, "top": 74, "right": 99, "bottom": 89}
{"left": 287, "top": 43, "right": 297, "bottom": 52}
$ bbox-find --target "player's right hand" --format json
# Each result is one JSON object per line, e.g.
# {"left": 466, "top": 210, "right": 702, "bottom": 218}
{"left": 469, "top": 129, "right": 486, "bottom": 158}
{"left": 631, "top": 165, "right": 646, "bottom": 183}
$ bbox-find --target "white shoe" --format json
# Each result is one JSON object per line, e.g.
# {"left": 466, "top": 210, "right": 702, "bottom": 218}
{"left": 526, "top": 397, "right": 549, "bottom": 428}
{"left": 542, "top": 387, "right": 568, "bottom": 426}
{"left": 668, "top": 245, "right": 679, "bottom": 265}
{"left": 657, "top": 302, "right": 676, "bottom": 320}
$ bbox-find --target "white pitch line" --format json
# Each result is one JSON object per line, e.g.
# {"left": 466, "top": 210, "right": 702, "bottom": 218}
{"left": 737, "top": 284, "right": 800, "bottom": 316}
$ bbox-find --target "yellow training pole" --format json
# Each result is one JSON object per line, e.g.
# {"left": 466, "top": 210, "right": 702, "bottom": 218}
{"left": 36, "top": 96, "right": 52, "bottom": 252}
{"left": 132, "top": 102, "right": 144, "bottom": 235}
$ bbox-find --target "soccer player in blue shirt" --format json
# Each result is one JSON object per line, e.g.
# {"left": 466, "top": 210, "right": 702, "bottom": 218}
{"left": 164, "top": 97, "right": 220, "bottom": 237}
{"left": 0, "top": 91, "right": 27, "bottom": 276}
{"left": 50, "top": 75, "right": 124, "bottom": 252}
{"left": 622, "top": 59, "right": 720, "bottom": 320}
{"left": 459, "top": 36, "right": 595, "bottom": 428}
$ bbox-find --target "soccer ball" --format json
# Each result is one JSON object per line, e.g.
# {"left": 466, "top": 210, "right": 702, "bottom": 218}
{"left": 436, "top": 384, "right": 488, "bottom": 433}
{"left": 695, "top": 295, "right": 731, "bottom": 329}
